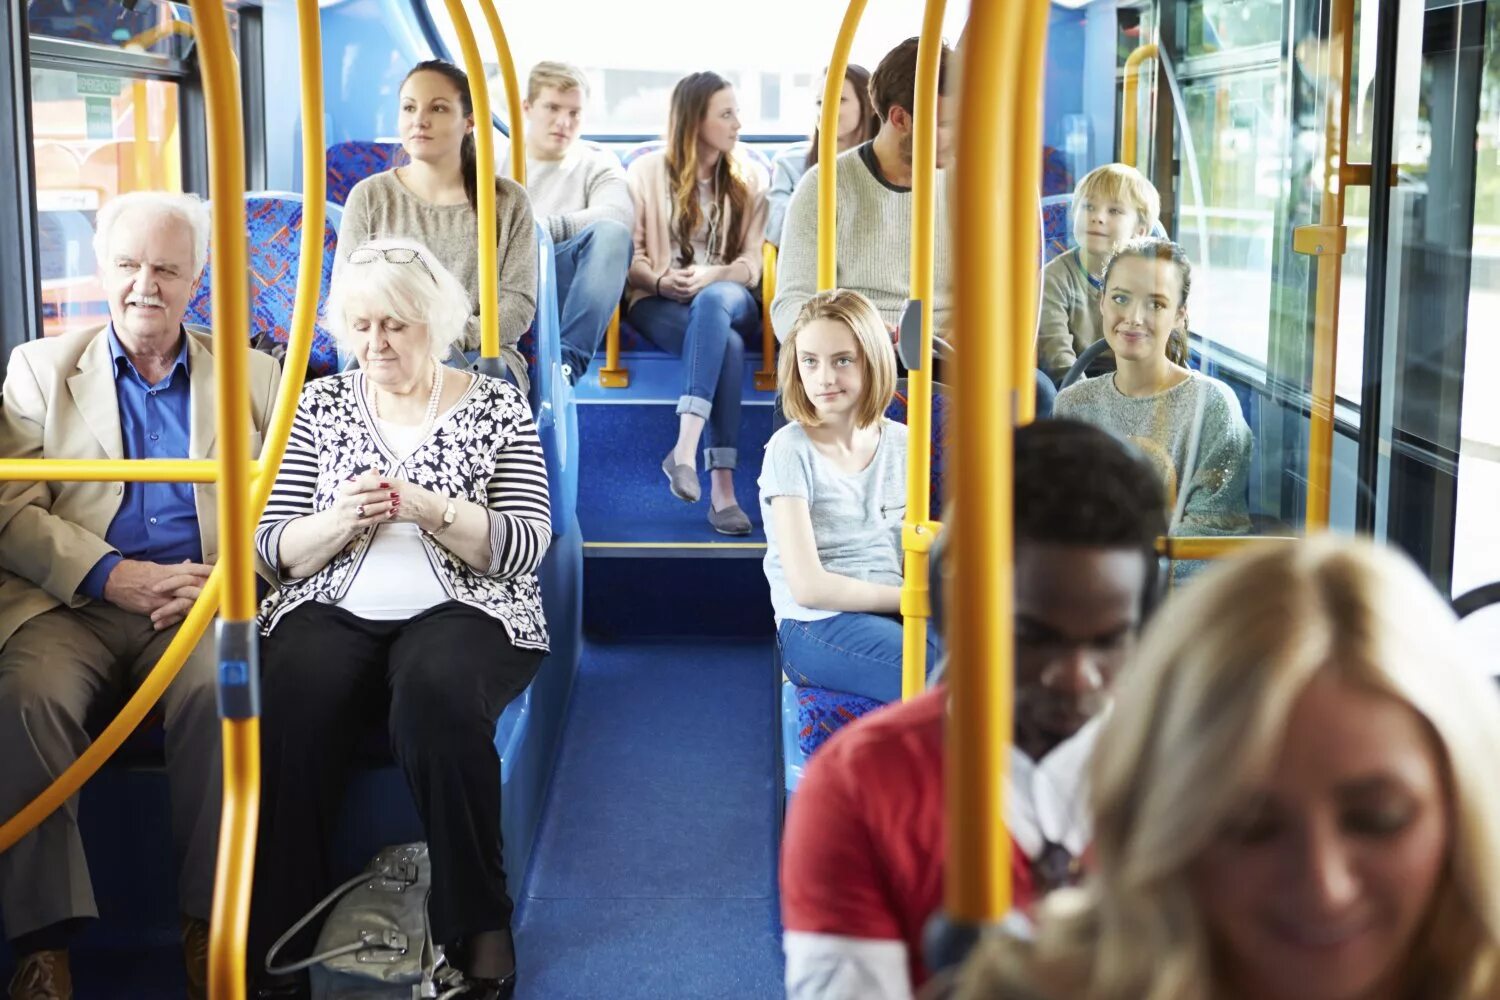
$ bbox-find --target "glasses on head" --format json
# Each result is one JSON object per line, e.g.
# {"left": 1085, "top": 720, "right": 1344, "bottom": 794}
{"left": 347, "top": 246, "right": 436, "bottom": 283}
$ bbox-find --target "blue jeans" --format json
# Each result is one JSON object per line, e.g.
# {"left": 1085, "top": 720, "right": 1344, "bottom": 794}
{"left": 1034, "top": 368, "right": 1057, "bottom": 418}
{"left": 554, "top": 220, "right": 633, "bottom": 377}
{"left": 628, "top": 281, "right": 759, "bottom": 470}
{"left": 779, "top": 612, "right": 944, "bottom": 704}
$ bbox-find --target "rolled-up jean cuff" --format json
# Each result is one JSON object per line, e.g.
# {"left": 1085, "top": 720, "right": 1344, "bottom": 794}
{"left": 703, "top": 447, "right": 737, "bottom": 471}
{"left": 676, "top": 395, "right": 713, "bottom": 420}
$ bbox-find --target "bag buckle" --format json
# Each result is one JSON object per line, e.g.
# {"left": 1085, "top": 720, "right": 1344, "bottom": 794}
{"left": 359, "top": 928, "right": 409, "bottom": 953}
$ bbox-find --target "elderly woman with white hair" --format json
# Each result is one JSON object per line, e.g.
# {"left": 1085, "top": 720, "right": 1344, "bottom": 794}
{"left": 248, "top": 238, "right": 549, "bottom": 1000}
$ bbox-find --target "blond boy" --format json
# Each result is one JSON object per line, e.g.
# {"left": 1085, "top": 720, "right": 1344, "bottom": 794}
{"left": 1036, "top": 164, "right": 1161, "bottom": 383}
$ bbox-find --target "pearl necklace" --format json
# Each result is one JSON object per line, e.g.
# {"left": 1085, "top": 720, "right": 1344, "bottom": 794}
{"left": 370, "top": 363, "right": 442, "bottom": 449}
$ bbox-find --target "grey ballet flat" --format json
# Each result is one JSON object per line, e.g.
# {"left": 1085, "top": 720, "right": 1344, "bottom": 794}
{"left": 662, "top": 453, "right": 701, "bottom": 503}
{"left": 708, "top": 504, "right": 753, "bottom": 536}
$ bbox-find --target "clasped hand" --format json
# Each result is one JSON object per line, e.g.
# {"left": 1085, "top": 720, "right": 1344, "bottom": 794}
{"left": 658, "top": 265, "right": 718, "bottom": 302}
{"left": 336, "top": 470, "right": 434, "bottom": 539}
{"left": 102, "top": 558, "right": 213, "bottom": 631}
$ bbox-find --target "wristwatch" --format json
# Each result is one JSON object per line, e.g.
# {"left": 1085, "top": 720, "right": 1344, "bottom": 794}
{"left": 431, "top": 499, "right": 457, "bottom": 537}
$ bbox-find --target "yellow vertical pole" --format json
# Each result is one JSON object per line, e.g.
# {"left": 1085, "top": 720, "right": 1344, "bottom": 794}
{"left": 946, "top": 0, "right": 1047, "bottom": 924}
{"left": 1298, "top": 0, "right": 1355, "bottom": 529}
{"left": 439, "top": 0, "right": 500, "bottom": 360}
{"left": 183, "top": 0, "right": 253, "bottom": 995}
{"left": 818, "top": 0, "right": 869, "bottom": 291}
{"left": 1120, "top": 43, "right": 1158, "bottom": 167}
{"left": 1011, "top": 0, "right": 1047, "bottom": 424}
{"left": 898, "top": 0, "right": 946, "bottom": 700}
{"left": 471, "top": 0, "right": 526, "bottom": 187}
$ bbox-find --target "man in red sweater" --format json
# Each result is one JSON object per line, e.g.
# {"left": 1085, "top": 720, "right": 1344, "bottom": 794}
{"left": 780, "top": 419, "right": 1168, "bottom": 998}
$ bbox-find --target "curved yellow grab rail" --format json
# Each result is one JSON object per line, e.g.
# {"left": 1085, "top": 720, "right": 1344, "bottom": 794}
{"left": 185, "top": 0, "right": 256, "bottom": 992}
{"left": 1296, "top": 0, "right": 1355, "bottom": 529}
{"left": 946, "top": 0, "right": 1048, "bottom": 925}
{"left": 898, "top": 0, "right": 946, "bottom": 701}
{"left": 0, "top": 0, "right": 323, "bottom": 905}
{"left": 439, "top": 0, "right": 499, "bottom": 360}
{"left": 756, "top": 242, "right": 778, "bottom": 391}
{"left": 818, "top": 0, "right": 869, "bottom": 291}
{"left": 599, "top": 307, "right": 628, "bottom": 387}
{"left": 471, "top": 0, "right": 526, "bottom": 187}
{"left": 1121, "top": 43, "right": 1157, "bottom": 167}
{"left": 126, "top": 22, "right": 199, "bottom": 190}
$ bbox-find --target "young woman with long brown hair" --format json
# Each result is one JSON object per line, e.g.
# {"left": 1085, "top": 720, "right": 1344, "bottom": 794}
{"left": 625, "top": 71, "right": 769, "bottom": 536}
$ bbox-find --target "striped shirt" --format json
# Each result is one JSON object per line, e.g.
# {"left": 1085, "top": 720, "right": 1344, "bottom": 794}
{"left": 254, "top": 370, "right": 551, "bottom": 651}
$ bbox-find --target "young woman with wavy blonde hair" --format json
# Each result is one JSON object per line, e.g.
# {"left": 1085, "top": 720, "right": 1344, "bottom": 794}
{"left": 951, "top": 536, "right": 1500, "bottom": 1000}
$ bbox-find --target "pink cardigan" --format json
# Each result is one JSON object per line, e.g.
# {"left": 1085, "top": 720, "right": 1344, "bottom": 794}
{"left": 624, "top": 148, "right": 768, "bottom": 309}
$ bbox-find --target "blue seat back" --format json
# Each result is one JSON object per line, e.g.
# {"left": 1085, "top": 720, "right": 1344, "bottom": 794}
{"left": 527, "top": 223, "right": 577, "bottom": 535}
{"left": 326, "top": 140, "right": 403, "bottom": 206}
{"left": 183, "top": 193, "right": 344, "bottom": 378}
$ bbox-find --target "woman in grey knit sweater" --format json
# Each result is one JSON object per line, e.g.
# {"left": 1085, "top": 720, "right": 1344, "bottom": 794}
{"left": 1054, "top": 238, "right": 1252, "bottom": 547}
{"left": 336, "top": 60, "right": 538, "bottom": 391}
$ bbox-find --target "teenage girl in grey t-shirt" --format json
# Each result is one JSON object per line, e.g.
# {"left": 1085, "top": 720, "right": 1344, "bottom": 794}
{"left": 759, "top": 290, "right": 942, "bottom": 704}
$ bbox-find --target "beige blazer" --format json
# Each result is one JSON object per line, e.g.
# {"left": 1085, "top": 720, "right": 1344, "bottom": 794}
{"left": 0, "top": 325, "right": 282, "bottom": 646}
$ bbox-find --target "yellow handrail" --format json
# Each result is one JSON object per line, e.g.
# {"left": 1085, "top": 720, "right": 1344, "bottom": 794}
{"left": 0, "top": 459, "right": 260, "bottom": 482}
{"left": 126, "top": 21, "right": 199, "bottom": 191}
{"left": 946, "top": 0, "right": 1048, "bottom": 925}
{"left": 0, "top": 0, "right": 323, "bottom": 899}
{"left": 438, "top": 0, "right": 499, "bottom": 360}
{"left": 818, "top": 0, "right": 869, "bottom": 291}
{"left": 599, "top": 306, "right": 628, "bottom": 387}
{"left": 756, "top": 242, "right": 778, "bottom": 390}
{"left": 1156, "top": 534, "right": 1296, "bottom": 560}
{"left": 1010, "top": 0, "right": 1047, "bottom": 425}
{"left": 1296, "top": 0, "right": 1355, "bottom": 529}
{"left": 471, "top": 0, "right": 526, "bottom": 187}
{"left": 898, "top": 0, "right": 946, "bottom": 701}
{"left": 1121, "top": 43, "right": 1157, "bottom": 167}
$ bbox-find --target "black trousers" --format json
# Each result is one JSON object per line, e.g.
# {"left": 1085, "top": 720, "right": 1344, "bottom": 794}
{"left": 248, "top": 601, "right": 542, "bottom": 969}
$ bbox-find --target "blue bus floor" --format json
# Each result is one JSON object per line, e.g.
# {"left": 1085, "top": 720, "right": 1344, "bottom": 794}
{"left": 513, "top": 637, "right": 783, "bottom": 999}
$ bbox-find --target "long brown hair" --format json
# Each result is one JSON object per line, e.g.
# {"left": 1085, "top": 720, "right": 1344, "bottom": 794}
{"left": 400, "top": 59, "right": 502, "bottom": 219}
{"left": 665, "top": 71, "right": 750, "bottom": 267}
{"left": 805, "top": 64, "right": 879, "bottom": 171}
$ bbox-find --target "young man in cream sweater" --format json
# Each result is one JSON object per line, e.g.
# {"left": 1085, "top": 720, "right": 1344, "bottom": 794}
{"left": 503, "top": 61, "right": 634, "bottom": 382}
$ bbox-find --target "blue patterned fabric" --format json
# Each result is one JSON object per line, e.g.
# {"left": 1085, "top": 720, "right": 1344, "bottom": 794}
{"left": 184, "top": 195, "right": 342, "bottom": 378}
{"left": 795, "top": 685, "right": 882, "bottom": 756}
{"left": 883, "top": 388, "right": 948, "bottom": 513}
{"left": 326, "top": 141, "right": 403, "bottom": 206}
{"left": 1042, "top": 145, "right": 1073, "bottom": 197}
{"left": 1041, "top": 195, "right": 1071, "bottom": 263}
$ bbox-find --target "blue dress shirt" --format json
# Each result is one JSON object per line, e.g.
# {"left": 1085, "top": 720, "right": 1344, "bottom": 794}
{"left": 78, "top": 327, "right": 202, "bottom": 600}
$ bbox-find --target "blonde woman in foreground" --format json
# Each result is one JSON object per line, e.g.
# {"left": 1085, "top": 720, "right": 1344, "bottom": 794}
{"left": 949, "top": 536, "right": 1500, "bottom": 1000}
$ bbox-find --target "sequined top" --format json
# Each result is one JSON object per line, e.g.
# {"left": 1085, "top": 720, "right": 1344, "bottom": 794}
{"left": 1054, "top": 369, "right": 1253, "bottom": 539}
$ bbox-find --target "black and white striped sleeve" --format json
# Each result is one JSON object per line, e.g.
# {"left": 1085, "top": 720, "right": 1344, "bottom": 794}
{"left": 482, "top": 404, "right": 551, "bottom": 579}
{"left": 254, "top": 394, "right": 321, "bottom": 581}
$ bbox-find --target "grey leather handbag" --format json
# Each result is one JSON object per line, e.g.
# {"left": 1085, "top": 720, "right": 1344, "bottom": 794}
{"left": 265, "top": 843, "right": 466, "bottom": 999}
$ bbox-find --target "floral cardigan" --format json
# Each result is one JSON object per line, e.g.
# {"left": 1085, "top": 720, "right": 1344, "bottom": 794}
{"left": 255, "top": 371, "right": 550, "bottom": 652}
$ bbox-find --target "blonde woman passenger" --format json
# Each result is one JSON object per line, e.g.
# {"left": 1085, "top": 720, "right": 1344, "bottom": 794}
{"left": 759, "top": 289, "right": 940, "bottom": 705}
{"left": 948, "top": 537, "right": 1500, "bottom": 1000}
{"left": 337, "top": 59, "right": 538, "bottom": 391}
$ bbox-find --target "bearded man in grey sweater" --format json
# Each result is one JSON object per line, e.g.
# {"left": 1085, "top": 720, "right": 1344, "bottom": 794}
{"left": 502, "top": 61, "right": 634, "bottom": 383}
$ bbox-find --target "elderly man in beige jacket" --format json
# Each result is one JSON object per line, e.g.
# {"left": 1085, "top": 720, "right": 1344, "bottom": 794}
{"left": 0, "top": 191, "right": 281, "bottom": 1000}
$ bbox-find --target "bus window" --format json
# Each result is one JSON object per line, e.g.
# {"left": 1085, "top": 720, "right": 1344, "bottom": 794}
{"left": 26, "top": 0, "right": 201, "bottom": 59}
{"left": 418, "top": 0, "right": 967, "bottom": 137}
{"left": 30, "top": 66, "right": 183, "bottom": 337}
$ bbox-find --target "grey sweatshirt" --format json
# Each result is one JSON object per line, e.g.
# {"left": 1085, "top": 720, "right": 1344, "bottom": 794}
{"left": 336, "top": 170, "right": 538, "bottom": 391}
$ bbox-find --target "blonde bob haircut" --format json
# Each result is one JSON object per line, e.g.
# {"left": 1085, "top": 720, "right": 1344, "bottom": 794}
{"left": 527, "top": 60, "right": 590, "bottom": 102}
{"left": 324, "top": 238, "right": 470, "bottom": 362}
{"left": 778, "top": 289, "right": 896, "bottom": 429}
{"left": 954, "top": 536, "right": 1500, "bottom": 1000}
{"left": 1074, "top": 162, "right": 1161, "bottom": 233}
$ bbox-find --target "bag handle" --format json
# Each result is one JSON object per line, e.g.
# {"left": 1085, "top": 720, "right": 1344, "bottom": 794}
{"left": 264, "top": 869, "right": 397, "bottom": 976}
